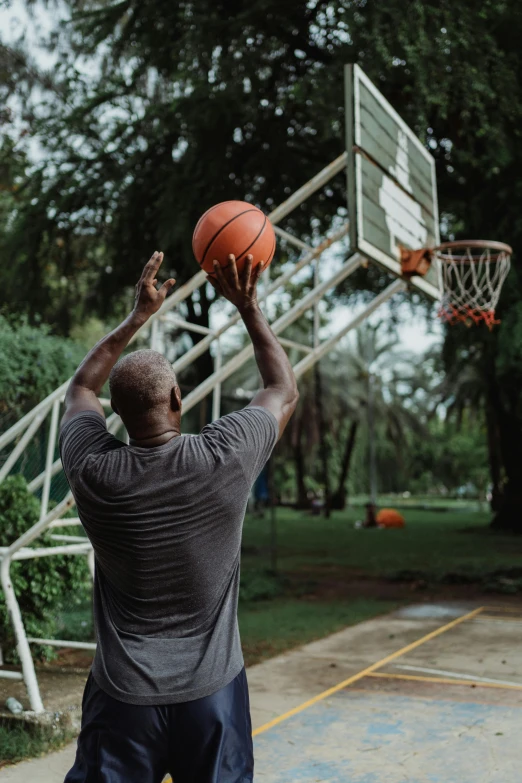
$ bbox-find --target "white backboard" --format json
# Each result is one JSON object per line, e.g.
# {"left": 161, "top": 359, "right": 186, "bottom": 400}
{"left": 345, "top": 64, "right": 441, "bottom": 300}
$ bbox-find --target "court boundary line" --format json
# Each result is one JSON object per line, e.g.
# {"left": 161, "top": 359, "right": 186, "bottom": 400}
{"left": 252, "top": 605, "right": 484, "bottom": 736}
{"left": 367, "top": 671, "right": 522, "bottom": 691}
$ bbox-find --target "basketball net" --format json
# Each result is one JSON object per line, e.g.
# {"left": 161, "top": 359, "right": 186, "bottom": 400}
{"left": 434, "top": 241, "right": 512, "bottom": 329}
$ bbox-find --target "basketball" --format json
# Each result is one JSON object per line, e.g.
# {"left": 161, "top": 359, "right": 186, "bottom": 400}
{"left": 192, "top": 200, "right": 276, "bottom": 276}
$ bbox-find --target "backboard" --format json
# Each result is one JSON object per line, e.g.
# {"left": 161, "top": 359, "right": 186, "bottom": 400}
{"left": 345, "top": 64, "right": 441, "bottom": 300}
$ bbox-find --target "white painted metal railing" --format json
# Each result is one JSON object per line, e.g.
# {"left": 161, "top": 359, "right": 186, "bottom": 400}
{"left": 0, "top": 151, "right": 405, "bottom": 713}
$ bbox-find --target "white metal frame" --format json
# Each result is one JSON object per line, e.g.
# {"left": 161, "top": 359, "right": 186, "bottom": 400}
{"left": 0, "top": 151, "right": 410, "bottom": 713}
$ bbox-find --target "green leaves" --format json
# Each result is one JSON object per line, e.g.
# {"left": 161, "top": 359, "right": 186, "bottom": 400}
{"left": 0, "top": 315, "right": 85, "bottom": 419}
{"left": 0, "top": 476, "right": 90, "bottom": 661}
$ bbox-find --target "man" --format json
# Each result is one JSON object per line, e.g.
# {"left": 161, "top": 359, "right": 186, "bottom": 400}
{"left": 60, "top": 250, "right": 298, "bottom": 783}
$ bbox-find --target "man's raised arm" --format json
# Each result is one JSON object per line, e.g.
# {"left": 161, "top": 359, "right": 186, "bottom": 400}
{"left": 209, "top": 254, "right": 299, "bottom": 438}
{"left": 61, "top": 251, "right": 175, "bottom": 427}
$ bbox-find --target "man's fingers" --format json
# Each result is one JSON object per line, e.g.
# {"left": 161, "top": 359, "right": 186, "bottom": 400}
{"left": 242, "top": 254, "right": 253, "bottom": 289}
{"left": 158, "top": 278, "right": 176, "bottom": 299}
{"left": 142, "top": 251, "right": 164, "bottom": 282}
{"left": 212, "top": 260, "right": 228, "bottom": 290}
{"left": 227, "top": 254, "right": 240, "bottom": 290}
{"left": 250, "top": 260, "right": 264, "bottom": 289}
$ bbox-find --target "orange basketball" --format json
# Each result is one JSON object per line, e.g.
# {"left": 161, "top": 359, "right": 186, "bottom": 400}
{"left": 192, "top": 201, "right": 276, "bottom": 277}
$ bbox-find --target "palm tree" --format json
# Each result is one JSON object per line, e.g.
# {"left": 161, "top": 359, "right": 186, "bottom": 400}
{"left": 327, "top": 321, "right": 431, "bottom": 509}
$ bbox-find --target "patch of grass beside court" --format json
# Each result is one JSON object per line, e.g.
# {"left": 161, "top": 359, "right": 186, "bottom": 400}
{"left": 239, "top": 597, "right": 401, "bottom": 666}
{"left": 0, "top": 722, "right": 73, "bottom": 768}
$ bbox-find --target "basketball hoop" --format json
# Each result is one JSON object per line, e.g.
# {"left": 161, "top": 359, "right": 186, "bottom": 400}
{"left": 434, "top": 240, "right": 512, "bottom": 328}
{"left": 401, "top": 240, "right": 512, "bottom": 329}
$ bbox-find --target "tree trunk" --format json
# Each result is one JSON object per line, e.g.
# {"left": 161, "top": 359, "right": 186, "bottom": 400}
{"left": 314, "top": 364, "right": 331, "bottom": 517}
{"left": 331, "top": 420, "right": 358, "bottom": 510}
{"left": 490, "top": 382, "right": 522, "bottom": 532}
{"left": 484, "top": 393, "right": 504, "bottom": 512}
{"left": 293, "top": 426, "right": 308, "bottom": 509}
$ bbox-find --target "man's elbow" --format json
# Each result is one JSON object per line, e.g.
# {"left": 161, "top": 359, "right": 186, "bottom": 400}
{"left": 287, "top": 385, "right": 299, "bottom": 412}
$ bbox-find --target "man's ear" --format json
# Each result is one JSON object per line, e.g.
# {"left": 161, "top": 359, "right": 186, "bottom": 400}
{"left": 171, "top": 385, "right": 182, "bottom": 413}
{"left": 110, "top": 398, "right": 119, "bottom": 415}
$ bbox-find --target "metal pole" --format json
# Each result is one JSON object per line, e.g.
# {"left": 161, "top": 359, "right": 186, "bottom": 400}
{"left": 313, "top": 258, "right": 320, "bottom": 349}
{"left": 0, "top": 557, "right": 44, "bottom": 712}
{"left": 87, "top": 549, "right": 95, "bottom": 581}
{"left": 211, "top": 339, "right": 222, "bottom": 421}
{"left": 0, "top": 407, "right": 49, "bottom": 484}
{"left": 0, "top": 490, "right": 75, "bottom": 713}
{"left": 150, "top": 318, "right": 159, "bottom": 351}
{"left": 268, "top": 456, "right": 277, "bottom": 573}
{"left": 367, "top": 370, "right": 377, "bottom": 507}
{"left": 39, "top": 399, "right": 60, "bottom": 522}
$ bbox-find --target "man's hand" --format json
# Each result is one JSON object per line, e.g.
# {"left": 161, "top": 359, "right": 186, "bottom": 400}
{"left": 62, "top": 251, "right": 175, "bottom": 427}
{"left": 134, "top": 251, "right": 176, "bottom": 323}
{"left": 208, "top": 254, "right": 263, "bottom": 313}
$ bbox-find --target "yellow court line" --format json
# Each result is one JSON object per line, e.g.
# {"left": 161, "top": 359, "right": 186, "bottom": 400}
{"left": 252, "top": 606, "right": 484, "bottom": 736}
{"left": 367, "top": 671, "right": 522, "bottom": 691}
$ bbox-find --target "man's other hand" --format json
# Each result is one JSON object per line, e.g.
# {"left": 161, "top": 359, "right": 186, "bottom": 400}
{"left": 134, "top": 251, "right": 176, "bottom": 323}
{"left": 208, "top": 254, "right": 263, "bottom": 314}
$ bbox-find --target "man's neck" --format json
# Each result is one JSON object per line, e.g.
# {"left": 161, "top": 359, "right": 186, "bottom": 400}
{"left": 128, "top": 426, "right": 181, "bottom": 448}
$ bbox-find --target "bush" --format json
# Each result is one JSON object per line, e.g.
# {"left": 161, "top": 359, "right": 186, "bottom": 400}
{"left": 0, "top": 476, "right": 91, "bottom": 661}
{"left": 0, "top": 315, "right": 85, "bottom": 420}
{"left": 239, "top": 570, "right": 284, "bottom": 603}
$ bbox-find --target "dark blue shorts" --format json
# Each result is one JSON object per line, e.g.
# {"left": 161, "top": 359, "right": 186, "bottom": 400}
{"left": 64, "top": 668, "right": 253, "bottom": 783}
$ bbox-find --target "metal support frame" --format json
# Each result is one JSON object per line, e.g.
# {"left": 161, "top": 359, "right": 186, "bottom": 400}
{"left": 0, "top": 151, "right": 408, "bottom": 713}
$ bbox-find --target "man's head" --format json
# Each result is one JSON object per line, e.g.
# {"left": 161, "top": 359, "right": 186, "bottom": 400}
{"left": 109, "top": 350, "right": 181, "bottom": 435}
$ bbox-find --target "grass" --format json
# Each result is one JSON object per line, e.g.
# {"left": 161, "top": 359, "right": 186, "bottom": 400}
{"left": 0, "top": 722, "right": 73, "bottom": 768}
{"left": 242, "top": 505, "right": 522, "bottom": 582}
{"left": 239, "top": 597, "right": 401, "bottom": 666}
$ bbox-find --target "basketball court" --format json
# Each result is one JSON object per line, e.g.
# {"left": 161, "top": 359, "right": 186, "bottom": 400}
{"left": 251, "top": 604, "right": 522, "bottom": 783}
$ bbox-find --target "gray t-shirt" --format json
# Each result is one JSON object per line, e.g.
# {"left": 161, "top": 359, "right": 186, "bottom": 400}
{"left": 59, "top": 406, "right": 278, "bottom": 705}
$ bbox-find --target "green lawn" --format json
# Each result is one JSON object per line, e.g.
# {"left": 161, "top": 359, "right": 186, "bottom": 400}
{"left": 242, "top": 505, "right": 522, "bottom": 582}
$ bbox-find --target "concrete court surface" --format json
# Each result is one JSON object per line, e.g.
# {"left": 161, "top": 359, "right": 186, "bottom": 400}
{"left": 1, "top": 601, "right": 521, "bottom": 782}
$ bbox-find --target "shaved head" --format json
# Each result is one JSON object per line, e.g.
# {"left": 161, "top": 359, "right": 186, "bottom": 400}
{"left": 109, "top": 350, "right": 179, "bottom": 419}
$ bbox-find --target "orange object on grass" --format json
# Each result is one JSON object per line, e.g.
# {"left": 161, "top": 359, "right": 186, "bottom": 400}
{"left": 376, "top": 508, "right": 405, "bottom": 529}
